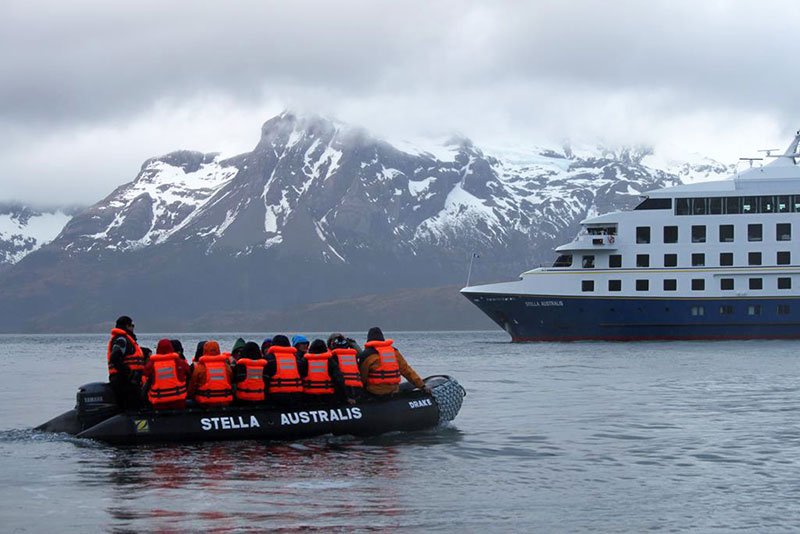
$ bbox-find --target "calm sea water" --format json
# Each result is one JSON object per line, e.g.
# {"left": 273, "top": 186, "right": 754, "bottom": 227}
{"left": 2, "top": 332, "right": 800, "bottom": 532}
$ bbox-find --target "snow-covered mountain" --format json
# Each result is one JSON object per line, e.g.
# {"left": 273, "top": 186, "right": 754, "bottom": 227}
{"left": 0, "top": 112, "right": 732, "bottom": 331}
{"left": 0, "top": 204, "right": 73, "bottom": 267}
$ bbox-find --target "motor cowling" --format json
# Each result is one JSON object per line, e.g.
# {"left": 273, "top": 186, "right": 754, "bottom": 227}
{"left": 76, "top": 382, "right": 120, "bottom": 431}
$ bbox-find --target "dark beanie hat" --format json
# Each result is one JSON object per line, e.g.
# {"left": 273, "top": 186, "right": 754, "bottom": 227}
{"left": 367, "top": 326, "right": 384, "bottom": 342}
{"left": 243, "top": 341, "right": 262, "bottom": 359}
{"left": 272, "top": 335, "right": 290, "bottom": 347}
{"left": 308, "top": 339, "right": 328, "bottom": 354}
{"left": 115, "top": 315, "right": 133, "bottom": 328}
{"left": 156, "top": 339, "right": 174, "bottom": 355}
{"left": 170, "top": 339, "right": 184, "bottom": 354}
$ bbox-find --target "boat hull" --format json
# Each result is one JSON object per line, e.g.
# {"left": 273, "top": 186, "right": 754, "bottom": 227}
{"left": 465, "top": 292, "right": 800, "bottom": 341}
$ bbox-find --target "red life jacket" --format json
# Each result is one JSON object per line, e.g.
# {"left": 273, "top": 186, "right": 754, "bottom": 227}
{"left": 195, "top": 355, "right": 233, "bottom": 405}
{"left": 365, "top": 339, "right": 401, "bottom": 386}
{"left": 332, "top": 348, "right": 363, "bottom": 388}
{"left": 107, "top": 328, "right": 144, "bottom": 375}
{"left": 235, "top": 358, "right": 267, "bottom": 401}
{"left": 267, "top": 346, "right": 303, "bottom": 394}
{"left": 147, "top": 353, "right": 187, "bottom": 405}
{"left": 303, "top": 351, "right": 334, "bottom": 395}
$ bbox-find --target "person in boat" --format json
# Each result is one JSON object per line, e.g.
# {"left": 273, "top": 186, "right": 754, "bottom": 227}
{"left": 261, "top": 337, "right": 272, "bottom": 357}
{"left": 233, "top": 341, "right": 267, "bottom": 404}
{"left": 187, "top": 341, "right": 234, "bottom": 407}
{"left": 143, "top": 339, "right": 191, "bottom": 410}
{"left": 329, "top": 335, "right": 364, "bottom": 405}
{"left": 357, "top": 327, "right": 429, "bottom": 397}
{"left": 327, "top": 332, "right": 362, "bottom": 353}
{"left": 302, "top": 339, "right": 340, "bottom": 405}
{"left": 107, "top": 315, "right": 146, "bottom": 409}
{"left": 292, "top": 335, "right": 310, "bottom": 358}
{"left": 264, "top": 335, "right": 308, "bottom": 406}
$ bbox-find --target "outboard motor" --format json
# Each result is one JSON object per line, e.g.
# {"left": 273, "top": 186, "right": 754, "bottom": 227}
{"left": 76, "top": 382, "right": 120, "bottom": 431}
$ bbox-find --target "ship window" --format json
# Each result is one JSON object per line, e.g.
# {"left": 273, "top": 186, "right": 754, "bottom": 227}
{"left": 664, "top": 253, "right": 678, "bottom": 267}
{"left": 636, "top": 279, "right": 649, "bottom": 291}
{"left": 691, "top": 306, "right": 705, "bottom": 316}
{"left": 778, "top": 195, "right": 791, "bottom": 213}
{"left": 608, "top": 280, "right": 621, "bottom": 292}
{"left": 743, "top": 197, "right": 759, "bottom": 214}
{"left": 749, "top": 278, "right": 763, "bottom": 290}
{"left": 719, "top": 224, "right": 734, "bottom": 242}
{"left": 709, "top": 197, "right": 724, "bottom": 214}
{"left": 691, "top": 253, "right": 705, "bottom": 266}
{"left": 553, "top": 255, "right": 573, "bottom": 267}
{"left": 634, "top": 198, "right": 672, "bottom": 210}
{"left": 692, "top": 197, "right": 708, "bottom": 215}
{"left": 748, "top": 224, "right": 762, "bottom": 242}
{"left": 582, "top": 255, "right": 595, "bottom": 268}
{"left": 581, "top": 280, "right": 594, "bottom": 292}
{"left": 719, "top": 252, "right": 733, "bottom": 266}
{"left": 778, "top": 251, "right": 790, "bottom": 265}
{"left": 720, "top": 278, "right": 734, "bottom": 290}
{"left": 725, "top": 197, "right": 742, "bottom": 214}
{"left": 748, "top": 305, "right": 761, "bottom": 316}
{"left": 778, "top": 277, "right": 792, "bottom": 289}
{"left": 761, "top": 196, "right": 776, "bottom": 213}
{"left": 720, "top": 305, "right": 734, "bottom": 315}
{"left": 663, "top": 279, "right": 677, "bottom": 291}
{"left": 691, "top": 279, "right": 705, "bottom": 291}
{"left": 636, "top": 226, "right": 651, "bottom": 244}
{"left": 663, "top": 226, "right": 678, "bottom": 243}
{"left": 636, "top": 254, "right": 650, "bottom": 267}
{"left": 748, "top": 252, "right": 762, "bottom": 266}
{"left": 777, "top": 223, "right": 791, "bottom": 241}
{"left": 676, "top": 198, "right": 691, "bottom": 215}
{"left": 778, "top": 304, "right": 791, "bottom": 315}
{"left": 609, "top": 254, "right": 622, "bottom": 268}
{"left": 691, "top": 225, "right": 706, "bottom": 243}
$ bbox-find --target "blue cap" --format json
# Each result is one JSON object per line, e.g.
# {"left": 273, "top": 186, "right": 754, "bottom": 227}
{"left": 292, "top": 335, "right": 309, "bottom": 346}
{"left": 262, "top": 337, "right": 272, "bottom": 344}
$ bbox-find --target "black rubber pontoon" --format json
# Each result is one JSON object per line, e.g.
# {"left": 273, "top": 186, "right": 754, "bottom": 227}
{"left": 37, "top": 376, "right": 465, "bottom": 445}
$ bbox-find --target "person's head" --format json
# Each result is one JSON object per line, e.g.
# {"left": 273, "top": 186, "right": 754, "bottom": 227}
{"left": 330, "top": 335, "right": 350, "bottom": 350}
{"left": 327, "top": 332, "right": 345, "bottom": 349}
{"left": 271, "top": 335, "right": 290, "bottom": 348}
{"left": 367, "top": 326, "right": 385, "bottom": 342}
{"left": 242, "top": 341, "right": 262, "bottom": 360}
{"left": 115, "top": 315, "right": 134, "bottom": 332}
{"left": 308, "top": 339, "right": 328, "bottom": 354}
{"left": 203, "top": 340, "right": 221, "bottom": 356}
{"left": 292, "top": 335, "right": 309, "bottom": 351}
{"left": 170, "top": 339, "right": 184, "bottom": 356}
{"left": 156, "top": 339, "right": 174, "bottom": 355}
{"left": 194, "top": 341, "right": 207, "bottom": 362}
{"left": 261, "top": 338, "right": 272, "bottom": 356}
{"left": 231, "top": 337, "right": 246, "bottom": 356}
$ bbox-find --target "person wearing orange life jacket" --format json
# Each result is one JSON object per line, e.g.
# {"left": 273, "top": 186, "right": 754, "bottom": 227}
{"left": 187, "top": 341, "right": 234, "bottom": 406}
{"left": 328, "top": 334, "right": 364, "bottom": 404}
{"left": 302, "top": 339, "right": 340, "bottom": 405}
{"left": 357, "top": 327, "right": 430, "bottom": 397}
{"left": 143, "top": 339, "right": 191, "bottom": 409}
{"left": 107, "top": 315, "right": 146, "bottom": 409}
{"left": 264, "top": 335, "right": 308, "bottom": 406}
{"left": 233, "top": 341, "right": 267, "bottom": 403}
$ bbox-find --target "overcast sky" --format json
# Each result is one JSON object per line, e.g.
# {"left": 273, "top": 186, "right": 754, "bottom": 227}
{"left": 2, "top": 0, "right": 799, "bottom": 206}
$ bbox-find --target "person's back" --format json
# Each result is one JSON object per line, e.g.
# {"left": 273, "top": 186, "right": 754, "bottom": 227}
{"left": 189, "top": 341, "right": 233, "bottom": 407}
{"left": 107, "top": 315, "right": 145, "bottom": 409}
{"left": 358, "top": 327, "right": 427, "bottom": 397}
{"left": 264, "top": 335, "right": 306, "bottom": 406}
{"left": 303, "top": 339, "right": 336, "bottom": 404}
{"left": 234, "top": 341, "right": 267, "bottom": 403}
{"left": 144, "top": 339, "right": 190, "bottom": 410}
{"left": 330, "top": 336, "right": 364, "bottom": 404}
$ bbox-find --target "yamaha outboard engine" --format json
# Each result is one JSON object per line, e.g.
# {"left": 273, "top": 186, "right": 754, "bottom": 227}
{"left": 76, "top": 382, "right": 120, "bottom": 431}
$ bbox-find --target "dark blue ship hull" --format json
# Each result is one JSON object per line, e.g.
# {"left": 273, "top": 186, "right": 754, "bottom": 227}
{"left": 465, "top": 293, "right": 800, "bottom": 341}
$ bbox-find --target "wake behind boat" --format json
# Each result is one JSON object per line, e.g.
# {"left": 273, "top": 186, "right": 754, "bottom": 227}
{"left": 37, "top": 375, "right": 465, "bottom": 445}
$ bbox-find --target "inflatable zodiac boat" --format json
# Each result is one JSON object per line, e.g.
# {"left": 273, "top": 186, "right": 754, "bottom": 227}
{"left": 37, "top": 376, "right": 465, "bottom": 444}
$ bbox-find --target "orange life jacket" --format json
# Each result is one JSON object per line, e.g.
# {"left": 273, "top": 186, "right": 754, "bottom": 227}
{"left": 303, "top": 351, "right": 334, "bottom": 395}
{"left": 195, "top": 355, "right": 233, "bottom": 405}
{"left": 365, "top": 339, "right": 401, "bottom": 386}
{"left": 235, "top": 358, "right": 267, "bottom": 401}
{"left": 267, "top": 346, "right": 303, "bottom": 394}
{"left": 107, "top": 328, "right": 144, "bottom": 375}
{"left": 332, "top": 348, "right": 363, "bottom": 388}
{"left": 147, "top": 353, "right": 187, "bottom": 405}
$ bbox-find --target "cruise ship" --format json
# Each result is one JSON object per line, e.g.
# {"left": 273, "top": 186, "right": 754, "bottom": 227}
{"left": 462, "top": 132, "right": 800, "bottom": 341}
